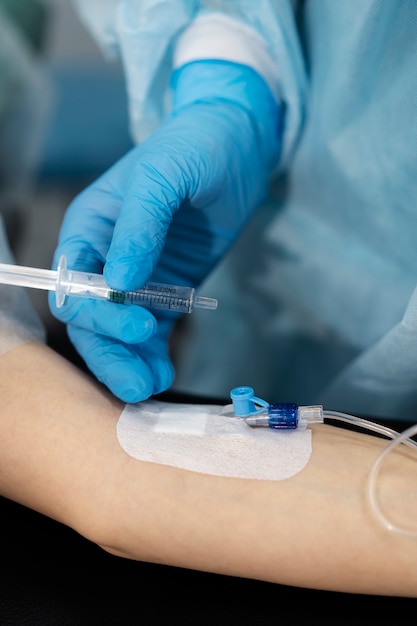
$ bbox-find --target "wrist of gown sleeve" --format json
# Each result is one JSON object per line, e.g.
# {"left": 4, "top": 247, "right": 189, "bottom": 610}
{"left": 173, "top": 12, "right": 281, "bottom": 105}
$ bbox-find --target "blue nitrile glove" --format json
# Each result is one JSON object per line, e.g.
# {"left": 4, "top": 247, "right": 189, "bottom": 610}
{"left": 49, "top": 60, "right": 282, "bottom": 402}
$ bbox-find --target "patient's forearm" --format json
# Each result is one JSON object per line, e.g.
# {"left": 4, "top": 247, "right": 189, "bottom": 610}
{"left": 0, "top": 342, "right": 416, "bottom": 597}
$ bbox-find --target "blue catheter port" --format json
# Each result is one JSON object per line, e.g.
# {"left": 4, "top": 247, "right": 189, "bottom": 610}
{"left": 229, "top": 386, "right": 269, "bottom": 416}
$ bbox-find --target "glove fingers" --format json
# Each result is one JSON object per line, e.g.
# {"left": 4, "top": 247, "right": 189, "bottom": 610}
{"left": 104, "top": 159, "right": 185, "bottom": 290}
{"left": 49, "top": 294, "right": 157, "bottom": 344}
{"left": 68, "top": 326, "right": 174, "bottom": 403}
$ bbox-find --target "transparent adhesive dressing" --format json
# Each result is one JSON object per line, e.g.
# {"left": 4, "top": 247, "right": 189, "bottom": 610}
{"left": 0, "top": 256, "right": 218, "bottom": 313}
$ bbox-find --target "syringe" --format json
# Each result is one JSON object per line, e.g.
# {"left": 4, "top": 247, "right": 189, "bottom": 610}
{"left": 0, "top": 256, "right": 218, "bottom": 314}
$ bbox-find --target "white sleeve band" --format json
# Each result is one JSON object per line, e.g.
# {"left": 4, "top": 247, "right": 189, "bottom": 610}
{"left": 173, "top": 13, "right": 281, "bottom": 102}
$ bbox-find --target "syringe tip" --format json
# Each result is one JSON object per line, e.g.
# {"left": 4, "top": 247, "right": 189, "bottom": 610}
{"left": 194, "top": 296, "right": 218, "bottom": 310}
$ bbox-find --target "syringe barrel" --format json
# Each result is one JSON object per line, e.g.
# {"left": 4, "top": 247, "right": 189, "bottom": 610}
{"left": 114, "top": 283, "right": 196, "bottom": 313}
{"left": 56, "top": 257, "right": 217, "bottom": 313}
{"left": 60, "top": 271, "right": 193, "bottom": 312}
{"left": 110, "top": 284, "right": 217, "bottom": 312}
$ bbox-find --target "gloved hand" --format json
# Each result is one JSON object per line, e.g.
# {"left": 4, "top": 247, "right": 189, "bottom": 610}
{"left": 49, "top": 60, "right": 282, "bottom": 402}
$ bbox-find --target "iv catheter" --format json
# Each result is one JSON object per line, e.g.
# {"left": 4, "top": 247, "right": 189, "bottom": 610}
{"left": 229, "top": 386, "right": 417, "bottom": 450}
{"left": 0, "top": 256, "right": 218, "bottom": 313}
{"left": 230, "top": 386, "right": 417, "bottom": 537}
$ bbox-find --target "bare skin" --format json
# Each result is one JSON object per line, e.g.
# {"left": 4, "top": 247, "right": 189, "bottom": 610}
{"left": 0, "top": 341, "right": 416, "bottom": 597}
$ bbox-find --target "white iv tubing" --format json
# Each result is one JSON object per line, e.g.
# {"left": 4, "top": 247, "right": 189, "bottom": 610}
{"left": 367, "top": 422, "right": 417, "bottom": 536}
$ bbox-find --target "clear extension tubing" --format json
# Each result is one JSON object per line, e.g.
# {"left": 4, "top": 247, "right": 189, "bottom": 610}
{"left": 323, "top": 410, "right": 417, "bottom": 537}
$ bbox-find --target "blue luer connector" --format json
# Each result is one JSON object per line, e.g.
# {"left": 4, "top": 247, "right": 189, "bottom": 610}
{"left": 268, "top": 403, "right": 298, "bottom": 429}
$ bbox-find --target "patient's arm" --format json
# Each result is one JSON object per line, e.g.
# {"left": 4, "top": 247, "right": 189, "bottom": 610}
{"left": 0, "top": 341, "right": 416, "bottom": 597}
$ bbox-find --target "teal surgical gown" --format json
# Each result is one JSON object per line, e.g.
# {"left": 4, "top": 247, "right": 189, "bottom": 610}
{"left": 76, "top": 0, "right": 417, "bottom": 422}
